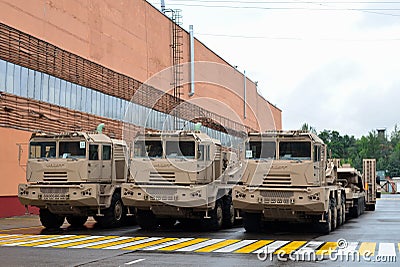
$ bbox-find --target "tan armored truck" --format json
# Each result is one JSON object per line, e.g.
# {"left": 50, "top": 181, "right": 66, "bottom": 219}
{"left": 121, "top": 130, "right": 242, "bottom": 230}
{"left": 18, "top": 128, "right": 130, "bottom": 228}
{"left": 337, "top": 163, "right": 366, "bottom": 217}
{"left": 233, "top": 131, "right": 345, "bottom": 234}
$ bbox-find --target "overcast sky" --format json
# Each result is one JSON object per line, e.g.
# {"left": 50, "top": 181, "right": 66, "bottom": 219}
{"left": 149, "top": 0, "right": 400, "bottom": 138}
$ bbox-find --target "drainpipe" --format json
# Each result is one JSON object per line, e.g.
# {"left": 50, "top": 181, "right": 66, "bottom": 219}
{"left": 189, "top": 25, "right": 195, "bottom": 97}
{"left": 244, "top": 70, "right": 247, "bottom": 119}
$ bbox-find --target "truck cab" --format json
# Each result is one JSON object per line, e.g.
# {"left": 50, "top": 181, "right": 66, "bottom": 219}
{"left": 18, "top": 131, "right": 129, "bottom": 228}
{"left": 122, "top": 130, "right": 242, "bottom": 230}
{"left": 233, "top": 131, "right": 345, "bottom": 234}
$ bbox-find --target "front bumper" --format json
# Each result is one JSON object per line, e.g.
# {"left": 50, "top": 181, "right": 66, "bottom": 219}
{"left": 18, "top": 183, "right": 100, "bottom": 208}
{"left": 232, "top": 185, "right": 327, "bottom": 216}
{"left": 121, "top": 183, "right": 221, "bottom": 211}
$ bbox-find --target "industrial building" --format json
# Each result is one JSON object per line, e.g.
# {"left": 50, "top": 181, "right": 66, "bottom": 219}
{"left": 0, "top": 0, "right": 281, "bottom": 217}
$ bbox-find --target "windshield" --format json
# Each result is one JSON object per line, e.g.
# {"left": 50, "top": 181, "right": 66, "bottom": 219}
{"left": 59, "top": 141, "right": 86, "bottom": 158}
{"left": 246, "top": 141, "right": 276, "bottom": 159}
{"left": 279, "top": 141, "right": 311, "bottom": 160}
{"left": 134, "top": 140, "right": 163, "bottom": 158}
{"left": 29, "top": 142, "right": 56, "bottom": 159}
{"left": 166, "top": 141, "right": 195, "bottom": 159}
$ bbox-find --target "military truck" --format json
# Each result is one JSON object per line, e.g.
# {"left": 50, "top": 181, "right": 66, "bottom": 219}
{"left": 18, "top": 127, "right": 130, "bottom": 228}
{"left": 232, "top": 131, "right": 345, "bottom": 234}
{"left": 121, "top": 130, "right": 242, "bottom": 230}
{"left": 337, "top": 163, "right": 366, "bottom": 217}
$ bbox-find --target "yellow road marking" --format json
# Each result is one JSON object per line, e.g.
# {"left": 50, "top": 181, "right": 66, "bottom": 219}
{"left": 160, "top": 238, "right": 209, "bottom": 251}
{"left": 195, "top": 239, "right": 240, "bottom": 253}
{"left": 274, "top": 241, "right": 307, "bottom": 255}
{"left": 0, "top": 226, "right": 43, "bottom": 232}
{"left": 234, "top": 240, "right": 273, "bottom": 253}
{"left": 0, "top": 235, "right": 58, "bottom": 245}
{"left": 398, "top": 243, "right": 400, "bottom": 253}
{"left": 316, "top": 242, "right": 337, "bottom": 256}
{"left": 122, "top": 238, "right": 177, "bottom": 250}
{"left": 52, "top": 236, "right": 118, "bottom": 248}
{"left": 87, "top": 237, "right": 147, "bottom": 249}
{"left": 359, "top": 242, "right": 376, "bottom": 256}
{"left": 19, "top": 235, "right": 86, "bottom": 247}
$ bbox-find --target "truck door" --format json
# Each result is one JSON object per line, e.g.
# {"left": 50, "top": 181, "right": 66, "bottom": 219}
{"left": 313, "top": 145, "right": 321, "bottom": 185}
{"left": 101, "top": 144, "right": 112, "bottom": 181}
{"left": 88, "top": 144, "right": 102, "bottom": 180}
{"left": 205, "top": 145, "right": 213, "bottom": 182}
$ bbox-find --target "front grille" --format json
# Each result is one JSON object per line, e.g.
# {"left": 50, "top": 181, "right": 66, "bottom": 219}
{"left": 262, "top": 173, "right": 291, "bottom": 187}
{"left": 149, "top": 171, "right": 175, "bottom": 184}
{"left": 40, "top": 187, "right": 68, "bottom": 194}
{"left": 43, "top": 171, "right": 68, "bottom": 181}
{"left": 261, "top": 190, "right": 295, "bottom": 204}
{"left": 260, "top": 191, "right": 294, "bottom": 198}
{"left": 146, "top": 188, "right": 178, "bottom": 196}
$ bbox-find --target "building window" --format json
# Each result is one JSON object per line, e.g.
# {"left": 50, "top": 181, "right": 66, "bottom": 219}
{"left": 0, "top": 60, "right": 6, "bottom": 90}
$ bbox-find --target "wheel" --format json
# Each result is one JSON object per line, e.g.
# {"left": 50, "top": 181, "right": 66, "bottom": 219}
{"left": 94, "top": 191, "right": 125, "bottom": 228}
{"left": 367, "top": 204, "right": 376, "bottom": 211}
{"left": 222, "top": 196, "right": 235, "bottom": 228}
{"left": 66, "top": 216, "right": 88, "bottom": 227}
{"left": 201, "top": 200, "right": 223, "bottom": 231}
{"left": 243, "top": 212, "right": 262, "bottom": 233}
{"left": 336, "top": 203, "right": 342, "bottom": 227}
{"left": 317, "top": 208, "right": 331, "bottom": 235}
{"left": 376, "top": 192, "right": 381, "bottom": 198}
{"left": 39, "top": 208, "right": 65, "bottom": 229}
{"left": 361, "top": 198, "right": 366, "bottom": 214}
{"left": 158, "top": 218, "right": 176, "bottom": 228}
{"left": 331, "top": 198, "right": 337, "bottom": 230}
{"left": 340, "top": 202, "right": 346, "bottom": 225}
{"left": 136, "top": 210, "right": 158, "bottom": 230}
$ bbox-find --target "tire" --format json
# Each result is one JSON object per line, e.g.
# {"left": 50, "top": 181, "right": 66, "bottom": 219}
{"left": 341, "top": 202, "right": 346, "bottom": 225}
{"left": 94, "top": 191, "right": 125, "bottom": 228}
{"left": 201, "top": 200, "right": 223, "bottom": 231}
{"left": 337, "top": 203, "right": 342, "bottom": 227}
{"left": 243, "top": 212, "right": 262, "bottom": 233}
{"left": 222, "top": 196, "right": 235, "bottom": 228}
{"left": 331, "top": 198, "right": 337, "bottom": 230}
{"left": 39, "top": 208, "right": 65, "bottom": 229}
{"left": 376, "top": 192, "right": 381, "bottom": 198}
{"left": 317, "top": 209, "right": 331, "bottom": 235}
{"left": 136, "top": 210, "right": 158, "bottom": 230}
{"left": 66, "top": 216, "right": 88, "bottom": 227}
{"left": 368, "top": 204, "right": 376, "bottom": 211}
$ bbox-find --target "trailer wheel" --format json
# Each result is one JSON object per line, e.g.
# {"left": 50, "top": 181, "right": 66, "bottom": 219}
{"left": 94, "top": 191, "right": 125, "bottom": 228}
{"left": 39, "top": 208, "right": 65, "bottom": 229}
{"left": 243, "top": 212, "right": 262, "bottom": 233}
{"left": 66, "top": 216, "right": 88, "bottom": 227}
{"left": 376, "top": 192, "right": 381, "bottom": 198}
{"left": 361, "top": 197, "right": 366, "bottom": 214}
{"left": 201, "top": 200, "right": 223, "bottom": 231}
{"left": 367, "top": 204, "right": 376, "bottom": 211}
{"left": 222, "top": 196, "right": 235, "bottom": 228}
{"left": 136, "top": 210, "right": 158, "bottom": 230}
